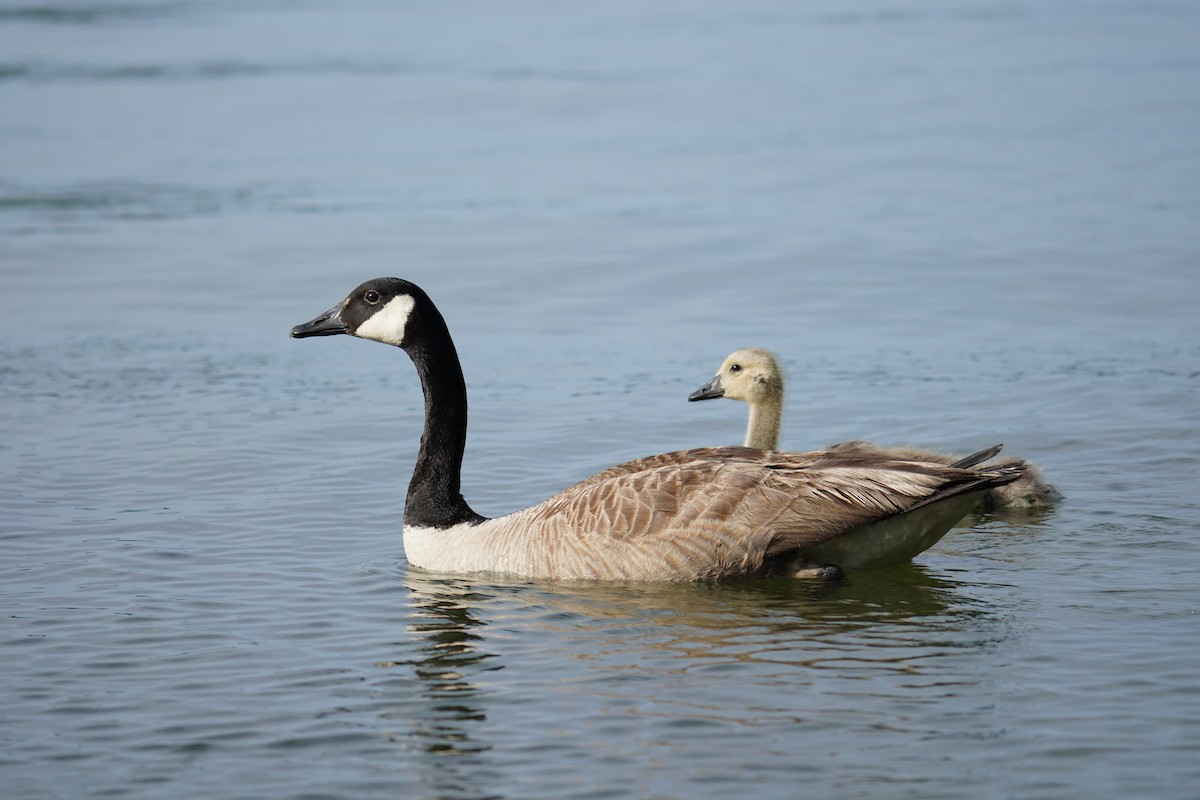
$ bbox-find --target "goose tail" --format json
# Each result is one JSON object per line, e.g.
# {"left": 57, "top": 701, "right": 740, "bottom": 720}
{"left": 948, "top": 443, "right": 1005, "bottom": 469}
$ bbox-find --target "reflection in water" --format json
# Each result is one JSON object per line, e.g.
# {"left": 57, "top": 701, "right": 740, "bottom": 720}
{"left": 406, "top": 599, "right": 490, "bottom": 752}
{"left": 401, "top": 559, "right": 997, "bottom": 684}
{"left": 529, "top": 561, "right": 963, "bottom": 628}
{"left": 390, "top": 560, "right": 1016, "bottom": 799}
{"left": 393, "top": 577, "right": 504, "bottom": 800}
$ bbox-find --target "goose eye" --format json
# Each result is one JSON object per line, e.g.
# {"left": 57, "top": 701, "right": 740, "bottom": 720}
{"left": 364, "top": 289, "right": 381, "bottom": 305}
{"left": 729, "top": 364, "right": 742, "bottom": 373}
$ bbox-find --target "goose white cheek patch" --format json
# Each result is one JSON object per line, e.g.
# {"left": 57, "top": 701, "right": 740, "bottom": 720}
{"left": 355, "top": 294, "right": 415, "bottom": 346}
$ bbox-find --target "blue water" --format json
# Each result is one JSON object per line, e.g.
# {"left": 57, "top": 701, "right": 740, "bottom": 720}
{"left": 3, "top": 1, "right": 1199, "bottom": 798}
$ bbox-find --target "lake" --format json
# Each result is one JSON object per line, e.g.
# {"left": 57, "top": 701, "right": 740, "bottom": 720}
{"left": 2, "top": 1, "right": 1198, "bottom": 798}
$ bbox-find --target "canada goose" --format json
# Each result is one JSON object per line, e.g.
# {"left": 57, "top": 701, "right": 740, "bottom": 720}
{"left": 689, "top": 348, "right": 1060, "bottom": 510}
{"left": 291, "top": 278, "right": 1027, "bottom": 581}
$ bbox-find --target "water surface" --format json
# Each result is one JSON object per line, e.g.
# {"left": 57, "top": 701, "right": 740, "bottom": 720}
{"left": 3, "top": 1, "right": 1199, "bottom": 798}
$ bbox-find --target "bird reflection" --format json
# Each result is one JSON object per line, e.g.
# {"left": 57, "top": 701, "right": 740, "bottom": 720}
{"left": 405, "top": 582, "right": 498, "bottom": 733}
{"left": 378, "top": 548, "right": 1021, "bottom": 800}
{"left": 398, "top": 559, "right": 985, "bottom": 684}
{"left": 387, "top": 575, "right": 504, "bottom": 800}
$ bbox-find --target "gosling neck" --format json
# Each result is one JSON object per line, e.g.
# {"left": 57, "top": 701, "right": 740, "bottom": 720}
{"left": 744, "top": 396, "right": 782, "bottom": 450}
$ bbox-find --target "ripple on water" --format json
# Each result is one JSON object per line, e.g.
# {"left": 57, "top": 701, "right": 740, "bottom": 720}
{"left": 4, "top": 1, "right": 1200, "bottom": 792}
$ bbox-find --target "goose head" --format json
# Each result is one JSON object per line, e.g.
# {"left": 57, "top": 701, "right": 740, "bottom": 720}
{"left": 292, "top": 277, "right": 480, "bottom": 529}
{"left": 688, "top": 348, "right": 783, "bottom": 406}
{"left": 290, "top": 277, "right": 427, "bottom": 348}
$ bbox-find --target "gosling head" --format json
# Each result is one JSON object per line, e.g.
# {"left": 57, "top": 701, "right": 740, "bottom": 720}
{"left": 688, "top": 348, "right": 784, "bottom": 405}
{"left": 291, "top": 277, "right": 428, "bottom": 348}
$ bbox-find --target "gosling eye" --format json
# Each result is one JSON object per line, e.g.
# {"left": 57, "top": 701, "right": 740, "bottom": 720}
{"left": 729, "top": 364, "right": 742, "bottom": 373}
{"left": 364, "top": 289, "right": 381, "bottom": 305}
